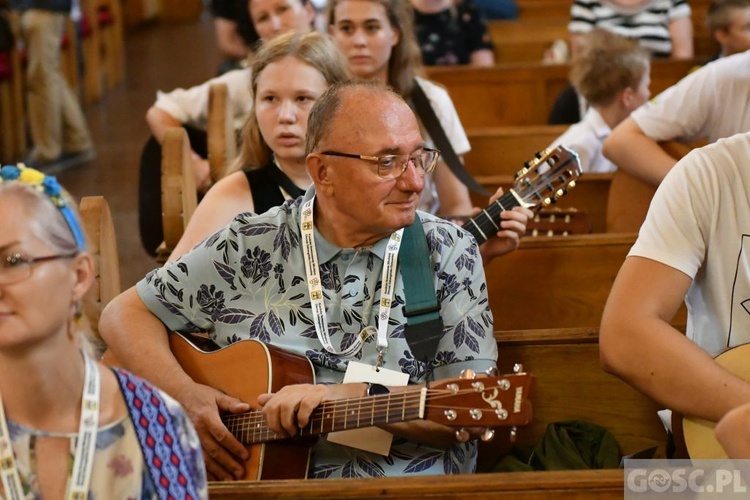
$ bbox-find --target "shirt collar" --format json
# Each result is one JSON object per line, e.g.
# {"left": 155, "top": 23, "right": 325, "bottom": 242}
{"left": 302, "top": 186, "right": 391, "bottom": 263}
{"left": 585, "top": 107, "right": 612, "bottom": 140}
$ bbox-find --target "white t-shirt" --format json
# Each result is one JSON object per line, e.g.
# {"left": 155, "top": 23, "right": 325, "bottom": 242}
{"left": 549, "top": 107, "right": 616, "bottom": 173}
{"left": 629, "top": 131, "right": 750, "bottom": 356}
{"left": 153, "top": 68, "right": 253, "bottom": 131}
{"left": 631, "top": 51, "right": 750, "bottom": 144}
{"left": 413, "top": 76, "right": 471, "bottom": 214}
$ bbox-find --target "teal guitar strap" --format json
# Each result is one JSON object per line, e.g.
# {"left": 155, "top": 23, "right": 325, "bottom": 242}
{"left": 400, "top": 216, "right": 444, "bottom": 363}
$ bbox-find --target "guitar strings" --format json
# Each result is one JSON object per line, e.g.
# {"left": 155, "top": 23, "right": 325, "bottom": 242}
{"left": 222, "top": 387, "right": 508, "bottom": 443}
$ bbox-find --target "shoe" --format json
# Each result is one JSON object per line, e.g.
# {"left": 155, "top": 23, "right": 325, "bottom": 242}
{"left": 39, "top": 149, "right": 97, "bottom": 174}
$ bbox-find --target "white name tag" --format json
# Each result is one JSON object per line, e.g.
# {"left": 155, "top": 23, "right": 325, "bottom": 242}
{"left": 327, "top": 361, "right": 409, "bottom": 455}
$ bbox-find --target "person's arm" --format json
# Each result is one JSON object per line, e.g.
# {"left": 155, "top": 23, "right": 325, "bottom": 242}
{"left": 433, "top": 158, "right": 473, "bottom": 216}
{"left": 600, "top": 256, "right": 750, "bottom": 422}
{"left": 168, "top": 171, "right": 255, "bottom": 261}
{"left": 214, "top": 17, "right": 249, "bottom": 60}
{"left": 602, "top": 118, "right": 679, "bottom": 186}
{"left": 668, "top": 16, "right": 694, "bottom": 59}
{"left": 145, "top": 107, "right": 211, "bottom": 192}
{"left": 99, "top": 288, "right": 251, "bottom": 480}
{"left": 469, "top": 48, "right": 495, "bottom": 67}
{"left": 715, "top": 403, "right": 750, "bottom": 458}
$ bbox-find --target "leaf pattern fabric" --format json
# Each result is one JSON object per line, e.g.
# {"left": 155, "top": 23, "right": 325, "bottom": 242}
{"left": 137, "top": 188, "right": 497, "bottom": 477}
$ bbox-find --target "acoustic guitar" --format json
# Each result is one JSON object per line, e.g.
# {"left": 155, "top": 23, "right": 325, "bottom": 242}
{"left": 460, "top": 146, "right": 582, "bottom": 245}
{"left": 679, "top": 344, "right": 750, "bottom": 458}
{"left": 164, "top": 332, "right": 534, "bottom": 480}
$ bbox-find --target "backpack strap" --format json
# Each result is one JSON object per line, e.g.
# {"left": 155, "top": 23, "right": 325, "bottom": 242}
{"left": 410, "top": 79, "right": 490, "bottom": 196}
{"left": 113, "top": 368, "right": 202, "bottom": 500}
{"left": 400, "top": 215, "right": 444, "bottom": 363}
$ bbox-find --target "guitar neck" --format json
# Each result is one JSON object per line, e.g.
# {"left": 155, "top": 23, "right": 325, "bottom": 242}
{"left": 462, "top": 191, "right": 521, "bottom": 245}
{"left": 223, "top": 389, "right": 426, "bottom": 445}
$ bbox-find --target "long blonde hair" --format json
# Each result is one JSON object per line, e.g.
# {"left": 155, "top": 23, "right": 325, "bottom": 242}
{"left": 229, "top": 31, "right": 350, "bottom": 174}
{"left": 327, "top": 0, "right": 424, "bottom": 97}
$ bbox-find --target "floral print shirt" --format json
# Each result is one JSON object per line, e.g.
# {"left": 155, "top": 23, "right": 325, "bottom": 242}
{"left": 413, "top": 0, "right": 494, "bottom": 66}
{"left": 0, "top": 375, "right": 207, "bottom": 499}
{"left": 137, "top": 188, "right": 497, "bottom": 478}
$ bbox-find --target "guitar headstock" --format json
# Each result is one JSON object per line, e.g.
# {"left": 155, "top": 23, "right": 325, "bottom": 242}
{"left": 513, "top": 146, "right": 582, "bottom": 210}
{"left": 425, "top": 371, "right": 534, "bottom": 429}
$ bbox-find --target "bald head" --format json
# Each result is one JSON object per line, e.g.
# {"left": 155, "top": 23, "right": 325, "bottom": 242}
{"left": 305, "top": 81, "right": 417, "bottom": 156}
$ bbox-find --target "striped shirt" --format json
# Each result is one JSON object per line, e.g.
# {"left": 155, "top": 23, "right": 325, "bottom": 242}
{"left": 569, "top": 0, "right": 692, "bottom": 57}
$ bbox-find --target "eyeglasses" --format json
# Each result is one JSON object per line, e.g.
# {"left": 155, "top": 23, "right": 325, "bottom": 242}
{"left": 321, "top": 148, "right": 441, "bottom": 179}
{"left": 0, "top": 252, "right": 78, "bottom": 285}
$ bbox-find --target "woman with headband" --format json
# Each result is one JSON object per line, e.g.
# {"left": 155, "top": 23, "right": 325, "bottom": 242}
{"left": 0, "top": 164, "right": 207, "bottom": 499}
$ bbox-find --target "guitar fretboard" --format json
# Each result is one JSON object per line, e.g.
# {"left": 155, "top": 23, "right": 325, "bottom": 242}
{"left": 462, "top": 191, "right": 520, "bottom": 245}
{"left": 223, "top": 391, "right": 425, "bottom": 445}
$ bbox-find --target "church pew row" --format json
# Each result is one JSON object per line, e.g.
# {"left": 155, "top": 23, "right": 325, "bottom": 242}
{"left": 208, "top": 327, "right": 667, "bottom": 498}
{"left": 208, "top": 469, "right": 625, "bottom": 498}
{"left": 483, "top": 233, "right": 688, "bottom": 330}
{"left": 487, "top": 10, "right": 717, "bottom": 63}
{"left": 426, "top": 59, "right": 696, "bottom": 128}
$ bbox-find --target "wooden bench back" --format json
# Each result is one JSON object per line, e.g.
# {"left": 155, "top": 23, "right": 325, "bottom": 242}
{"left": 465, "top": 125, "right": 568, "bottom": 177}
{"left": 158, "top": 126, "right": 197, "bottom": 262}
{"left": 473, "top": 173, "right": 613, "bottom": 233}
{"left": 427, "top": 59, "right": 696, "bottom": 128}
{"left": 79, "top": 195, "right": 121, "bottom": 352}
{"left": 484, "top": 233, "right": 688, "bottom": 330}
{"left": 207, "top": 82, "right": 236, "bottom": 183}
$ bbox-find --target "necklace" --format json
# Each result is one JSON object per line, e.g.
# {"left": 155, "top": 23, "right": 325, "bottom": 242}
{"left": 0, "top": 353, "right": 100, "bottom": 499}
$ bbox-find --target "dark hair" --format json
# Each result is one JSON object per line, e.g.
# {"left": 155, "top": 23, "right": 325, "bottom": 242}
{"left": 327, "top": 0, "right": 423, "bottom": 96}
{"left": 570, "top": 29, "right": 650, "bottom": 106}
{"left": 707, "top": 0, "right": 750, "bottom": 32}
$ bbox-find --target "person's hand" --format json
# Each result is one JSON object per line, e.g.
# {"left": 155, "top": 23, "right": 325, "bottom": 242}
{"left": 174, "top": 381, "right": 251, "bottom": 481}
{"left": 475, "top": 188, "right": 533, "bottom": 261}
{"left": 191, "top": 153, "right": 212, "bottom": 194}
{"left": 258, "top": 383, "right": 364, "bottom": 437}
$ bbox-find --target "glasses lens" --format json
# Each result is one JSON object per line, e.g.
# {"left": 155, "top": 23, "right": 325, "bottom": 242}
{"left": 0, "top": 258, "right": 30, "bottom": 285}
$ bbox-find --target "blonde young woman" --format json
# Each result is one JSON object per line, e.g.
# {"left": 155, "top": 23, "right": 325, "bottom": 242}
{"left": 168, "top": 31, "right": 350, "bottom": 260}
{"left": 0, "top": 165, "right": 206, "bottom": 499}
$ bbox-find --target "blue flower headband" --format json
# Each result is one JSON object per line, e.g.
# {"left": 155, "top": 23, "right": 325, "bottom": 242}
{"left": 0, "top": 164, "right": 87, "bottom": 251}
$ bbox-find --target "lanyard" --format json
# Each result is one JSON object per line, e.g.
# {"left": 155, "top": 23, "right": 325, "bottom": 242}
{"left": 300, "top": 197, "right": 403, "bottom": 365}
{"left": 0, "top": 353, "right": 100, "bottom": 500}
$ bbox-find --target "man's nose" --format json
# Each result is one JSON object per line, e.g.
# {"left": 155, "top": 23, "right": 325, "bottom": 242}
{"left": 397, "top": 159, "right": 425, "bottom": 192}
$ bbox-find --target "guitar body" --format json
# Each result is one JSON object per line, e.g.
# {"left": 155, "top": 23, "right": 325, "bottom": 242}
{"left": 169, "top": 333, "right": 316, "bottom": 480}
{"left": 681, "top": 344, "right": 750, "bottom": 458}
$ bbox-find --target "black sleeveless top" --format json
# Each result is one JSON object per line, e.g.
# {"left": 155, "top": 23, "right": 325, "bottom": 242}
{"left": 243, "top": 162, "right": 306, "bottom": 214}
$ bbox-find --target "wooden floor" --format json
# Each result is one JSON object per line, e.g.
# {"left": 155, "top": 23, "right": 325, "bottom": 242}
{"left": 59, "top": 14, "right": 222, "bottom": 288}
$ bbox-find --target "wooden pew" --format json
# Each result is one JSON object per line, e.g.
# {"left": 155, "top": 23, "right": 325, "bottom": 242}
{"left": 483, "top": 233, "right": 689, "bottom": 330}
{"left": 426, "top": 59, "right": 696, "bottom": 128}
{"left": 79, "top": 195, "right": 121, "bottom": 354}
{"left": 207, "top": 82, "right": 237, "bottom": 183}
{"left": 157, "top": 126, "right": 197, "bottom": 263}
{"left": 208, "top": 469, "right": 625, "bottom": 498}
{"left": 465, "top": 125, "right": 568, "bottom": 176}
{"left": 474, "top": 173, "right": 613, "bottom": 233}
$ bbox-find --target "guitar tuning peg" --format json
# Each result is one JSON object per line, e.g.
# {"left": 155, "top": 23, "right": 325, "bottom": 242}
{"left": 455, "top": 428, "right": 471, "bottom": 443}
{"left": 485, "top": 366, "right": 498, "bottom": 377}
{"left": 510, "top": 426, "right": 518, "bottom": 443}
{"left": 481, "top": 428, "right": 495, "bottom": 442}
{"left": 568, "top": 180, "right": 576, "bottom": 189}
{"left": 513, "top": 363, "right": 524, "bottom": 374}
{"left": 460, "top": 369, "right": 476, "bottom": 379}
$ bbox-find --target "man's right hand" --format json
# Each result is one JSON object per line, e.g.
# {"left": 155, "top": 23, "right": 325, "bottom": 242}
{"left": 175, "top": 382, "right": 251, "bottom": 481}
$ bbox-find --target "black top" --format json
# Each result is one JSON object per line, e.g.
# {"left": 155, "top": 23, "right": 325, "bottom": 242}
{"left": 211, "top": 0, "right": 259, "bottom": 48}
{"left": 8, "top": 0, "right": 71, "bottom": 12}
{"left": 413, "top": 0, "right": 493, "bottom": 66}
{"left": 244, "top": 163, "right": 305, "bottom": 214}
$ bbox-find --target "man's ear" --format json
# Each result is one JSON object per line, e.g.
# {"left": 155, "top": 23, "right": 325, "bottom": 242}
{"left": 620, "top": 86, "right": 635, "bottom": 110}
{"left": 714, "top": 28, "right": 730, "bottom": 48}
{"left": 307, "top": 153, "right": 334, "bottom": 195}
